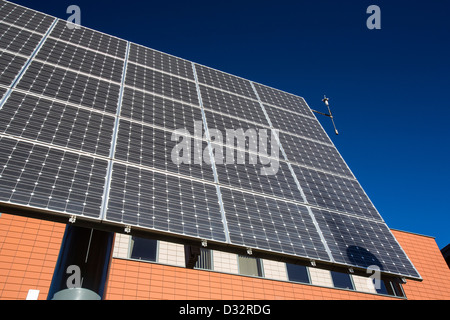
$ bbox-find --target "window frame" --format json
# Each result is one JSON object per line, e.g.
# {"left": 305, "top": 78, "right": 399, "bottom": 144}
{"left": 237, "top": 255, "right": 263, "bottom": 277}
{"left": 128, "top": 236, "right": 159, "bottom": 262}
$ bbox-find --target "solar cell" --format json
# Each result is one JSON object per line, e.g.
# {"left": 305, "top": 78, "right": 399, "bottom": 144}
{"left": 0, "top": 92, "right": 115, "bottom": 157}
{"left": 0, "top": 136, "right": 108, "bottom": 218}
{"left": 35, "top": 38, "right": 124, "bottom": 83}
{"left": 220, "top": 187, "right": 330, "bottom": 260}
{"left": 195, "top": 64, "right": 257, "bottom": 99}
{"left": 279, "top": 132, "right": 354, "bottom": 178}
{"left": 291, "top": 164, "right": 381, "bottom": 221}
{"left": 214, "top": 160, "right": 304, "bottom": 203}
{"left": 0, "top": 1, "right": 54, "bottom": 34}
{"left": 200, "top": 84, "right": 268, "bottom": 126}
{"left": 49, "top": 20, "right": 127, "bottom": 58}
{"left": 105, "top": 163, "right": 226, "bottom": 241}
{"left": 129, "top": 43, "right": 194, "bottom": 80}
{"left": 263, "top": 103, "right": 332, "bottom": 144}
{"left": 125, "top": 62, "right": 199, "bottom": 105}
{"left": 253, "top": 82, "right": 313, "bottom": 117}
{"left": 114, "top": 119, "right": 215, "bottom": 182}
{"left": 0, "top": 50, "right": 27, "bottom": 86}
{"left": 120, "top": 87, "right": 203, "bottom": 133}
{"left": 16, "top": 61, "right": 120, "bottom": 114}
{"left": 0, "top": 22, "right": 43, "bottom": 56}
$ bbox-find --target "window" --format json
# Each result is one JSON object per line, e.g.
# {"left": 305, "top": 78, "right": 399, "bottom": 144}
{"left": 238, "top": 255, "right": 263, "bottom": 277}
{"left": 286, "top": 263, "right": 310, "bottom": 284}
{"left": 129, "top": 236, "right": 157, "bottom": 262}
{"left": 390, "top": 280, "right": 405, "bottom": 297}
{"left": 375, "top": 278, "right": 405, "bottom": 297}
{"left": 195, "top": 248, "right": 212, "bottom": 270}
{"left": 331, "top": 271, "right": 354, "bottom": 290}
{"left": 374, "top": 278, "right": 389, "bottom": 295}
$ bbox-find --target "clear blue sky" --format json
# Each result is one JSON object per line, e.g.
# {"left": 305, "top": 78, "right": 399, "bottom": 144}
{"left": 10, "top": 0, "right": 450, "bottom": 249}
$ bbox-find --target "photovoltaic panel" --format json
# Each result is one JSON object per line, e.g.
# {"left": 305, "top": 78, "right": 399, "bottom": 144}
{"left": 200, "top": 85, "right": 269, "bottom": 126}
{"left": 220, "top": 187, "right": 330, "bottom": 261}
{"left": 253, "top": 82, "right": 313, "bottom": 117}
{"left": 263, "top": 103, "right": 332, "bottom": 145}
{"left": 35, "top": 38, "right": 125, "bottom": 83}
{"left": 279, "top": 132, "right": 354, "bottom": 178}
{"left": 0, "top": 92, "right": 115, "bottom": 157}
{"left": 125, "top": 62, "right": 199, "bottom": 105}
{"left": 0, "top": 0, "right": 421, "bottom": 280}
{"left": 120, "top": 87, "right": 204, "bottom": 133}
{"left": 129, "top": 43, "right": 195, "bottom": 80}
{"left": 115, "top": 119, "right": 215, "bottom": 182}
{"left": 203, "top": 109, "right": 268, "bottom": 141}
{"left": 0, "top": 1, "right": 54, "bottom": 34}
{"left": 290, "top": 164, "right": 382, "bottom": 222}
{"left": 195, "top": 63, "right": 257, "bottom": 100}
{"left": 16, "top": 61, "right": 120, "bottom": 114}
{"left": 0, "top": 22, "right": 43, "bottom": 56}
{"left": 49, "top": 20, "right": 127, "bottom": 59}
{"left": 105, "top": 163, "right": 226, "bottom": 242}
{"left": 313, "top": 208, "right": 420, "bottom": 278}
{"left": 214, "top": 161, "right": 305, "bottom": 203}
{"left": 0, "top": 136, "right": 108, "bottom": 218}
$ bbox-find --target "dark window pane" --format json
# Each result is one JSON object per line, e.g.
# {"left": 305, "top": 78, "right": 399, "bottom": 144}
{"left": 129, "top": 236, "right": 157, "bottom": 262}
{"left": 374, "top": 279, "right": 389, "bottom": 295}
{"left": 331, "top": 271, "right": 354, "bottom": 290}
{"left": 286, "top": 264, "right": 310, "bottom": 284}
{"left": 195, "top": 248, "right": 212, "bottom": 270}
{"left": 391, "top": 281, "right": 405, "bottom": 297}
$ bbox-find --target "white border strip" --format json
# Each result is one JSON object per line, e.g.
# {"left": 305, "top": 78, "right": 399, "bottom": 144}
{"left": 99, "top": 41, "right": 130, "bottom": 221}
{"left": 192, "top": 62, "right": 231, "bottom": 244}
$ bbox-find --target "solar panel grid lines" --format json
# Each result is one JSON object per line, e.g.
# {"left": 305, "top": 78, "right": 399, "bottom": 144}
{"left": 128, "top": 43, "right": 195, "bottom": 81}
{"left": 125, "top": 62, "right": 199, "bottom": 106}
{"left": 253, "top": 81, "right": 314, "bottom": 118}
{"left": 0, "top": 1, "right": 54, "bottom": 34}
{"left": 0, "top": 21, "right": 43, "bottom": 56}
{"left": 106, "top": 162, "right": 227, "bottom": 242}
{"left": 120, "top": 87, "right": 204, "bottom": 133}
{"left": 0, "top": 50, "right": 26, "bottom": 86}
{"left": 195, "top": 63, "right": 257, "bottom": 100}
{"left": 49, "top": 19, "right": 127, "bottom": 59}
{"left": 0, "top": 136, "right": 108, "bottom": 218}
{"left": 34, "top": 38, "right": 125, "bottom": 83}
{"left": 219, "top": 186, "right": 331, "bottom": 261}
{"left": 16, "top": 60, "right": 121, "bottom": 114}
{"left": 114, "top": 119, "right": 215, "bottom": 182}
{"left": 0, "top": 91, "right": 115, "bottom": 157}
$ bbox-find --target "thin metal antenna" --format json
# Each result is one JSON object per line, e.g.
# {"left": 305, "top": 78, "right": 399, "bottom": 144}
{"left": 311, "top": 95, "right": 339, "bottom": 135}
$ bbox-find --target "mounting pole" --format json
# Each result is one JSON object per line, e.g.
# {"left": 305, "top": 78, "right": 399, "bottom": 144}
{"left": 311, "top": 96, "right": 339, "bottom": 135}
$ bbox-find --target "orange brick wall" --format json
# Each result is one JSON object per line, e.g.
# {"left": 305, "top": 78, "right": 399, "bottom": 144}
{"left": 391, "top": 230, "right": 450, "bottom": 300}
{"left": 0, "top": 213, "right": 65, "bottom": 300}
{"left": 104, "top": 258, "right": 396, "bottom": 300}
{"left": 1, "top": 213, "right": 450, "bottom": 300}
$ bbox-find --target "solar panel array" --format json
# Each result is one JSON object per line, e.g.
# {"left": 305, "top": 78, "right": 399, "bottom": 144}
{"left": 0, "top": 0, "right": 420, "bottom": 279}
